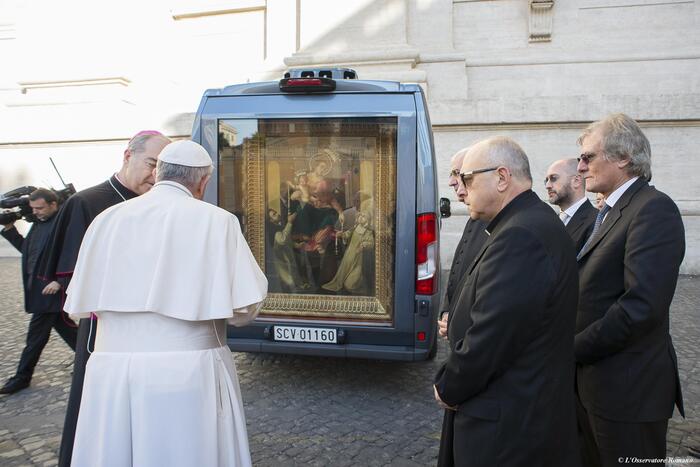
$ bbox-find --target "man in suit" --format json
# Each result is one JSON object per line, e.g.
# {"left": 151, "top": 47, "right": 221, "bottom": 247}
{"left": 575, "top": 113, "right": 685, "bottom": 466}
{"left": 437, "top": 148, "right": 489, "bottom": 466}
{"left": 438, "top": 148, "right": 488, "bottom": 339}
{"left": 0, "top": 188, "right": 77, "bottom": 394}
{"left": 545, "top": 158, "right": 597, "bottom": 252}
{"left": 434, "top": 136, "right": 580, "bottom": 467}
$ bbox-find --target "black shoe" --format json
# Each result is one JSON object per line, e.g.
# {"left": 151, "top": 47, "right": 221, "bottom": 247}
{"left": 0, "top": 377, "right": 30, "bottom": 394}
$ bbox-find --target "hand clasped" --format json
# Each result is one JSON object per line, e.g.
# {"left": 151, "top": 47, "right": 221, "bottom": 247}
{"left": 434, "top": 385, "right": 457, "bottom": 411}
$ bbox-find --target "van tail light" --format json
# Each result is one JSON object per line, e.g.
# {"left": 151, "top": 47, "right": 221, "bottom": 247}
{"left": 416, "top": 213, "right": 437, "bottom": 295}
{"left": 279, "top": 77, "right": 336, "bottom": 93}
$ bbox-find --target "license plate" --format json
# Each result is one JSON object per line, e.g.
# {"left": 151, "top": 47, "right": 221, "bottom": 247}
{"left": 273, "top": 326, "right": 338, "bottom": 344}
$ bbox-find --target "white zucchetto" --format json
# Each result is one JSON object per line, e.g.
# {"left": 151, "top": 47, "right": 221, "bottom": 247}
{"left": 159, "top": 140, "right": 213, "bottom": 167}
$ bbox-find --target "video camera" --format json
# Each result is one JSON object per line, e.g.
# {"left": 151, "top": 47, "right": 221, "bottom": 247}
{"left": 0, "top": 157, "right": 76, "bottom": 225}
{"left": 0, "top": 184, "right": 75, "bottom": 225}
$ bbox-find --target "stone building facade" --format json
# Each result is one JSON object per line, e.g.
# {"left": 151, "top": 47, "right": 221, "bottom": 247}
{"left": 1, "top": 0, "right": 698, "bottom": 272}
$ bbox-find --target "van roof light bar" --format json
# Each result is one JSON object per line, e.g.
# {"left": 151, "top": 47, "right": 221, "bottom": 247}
{"left": 279, "top": 67, "right": 357, "bottom": 93}
{"left": 283, "top": 67, "right": 358, "bottom": 80}
{"left": 279, "top": 77, "right": 336, "bottom": 93}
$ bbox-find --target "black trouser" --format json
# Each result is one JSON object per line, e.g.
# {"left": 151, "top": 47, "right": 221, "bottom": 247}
{"left": 576, "top": 394, "right": 603, "bottom": 467}
{"left": 14, "top": 311, "right": 77, "bottom": 382}
{"left": 577, "top": 394, "right": 668, "bottom": 466}
{"left": 58, "top": 317, "right": 95, "bottom": 467}
{"left": 437, "top": 409, "right": 455, "bottom": 467}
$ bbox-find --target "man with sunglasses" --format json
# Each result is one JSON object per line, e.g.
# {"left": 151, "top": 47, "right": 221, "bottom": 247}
{"left": 438, "top": 148, "right": 488, "bottom": 339}
{"left": 436, "top": 148, "right": 488, "bottom": 466}
{"left": 545, "top": 158, "right": 597, "bottom": 252}
{"left": 574, "top": 114, "right": 684, "bottom": 466}
{"left": 434, "top": 136, "right": 580, "bottom": 466}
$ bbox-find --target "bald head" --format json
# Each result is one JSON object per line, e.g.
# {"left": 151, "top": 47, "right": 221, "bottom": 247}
{"left": 449, "top": 147, "right": 470, "bottom": 203}
{"left": 467, "top": 137, "right": 532, "bottom": 184}
{"left": 544, "top": 158, "right": 586, "bottom": 210}
{"left": 550, "top": 159, "right": 579, "bottom": 178}
{"left": 460, "top": 137, "right": 532, "bottom": 221}
{"left": 450, "top": 148, "right": 469, "bottom": 170}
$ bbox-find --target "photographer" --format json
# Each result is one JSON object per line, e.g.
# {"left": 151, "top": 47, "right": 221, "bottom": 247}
{"left": 0, "top": 188, "right": 77, "bottom": 395}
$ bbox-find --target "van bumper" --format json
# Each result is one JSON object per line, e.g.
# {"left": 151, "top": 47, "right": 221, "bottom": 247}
{"left": 227, "top": 338, "right": 430, "bottom": 362}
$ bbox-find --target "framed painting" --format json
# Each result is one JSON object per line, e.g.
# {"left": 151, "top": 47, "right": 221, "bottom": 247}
{"left": 218, "top": 117, "right": 397, "bottom": 322}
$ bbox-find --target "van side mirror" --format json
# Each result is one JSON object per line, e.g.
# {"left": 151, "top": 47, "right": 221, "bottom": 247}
{"left": 439, "top": 197, "right": 451, "bottom": 218}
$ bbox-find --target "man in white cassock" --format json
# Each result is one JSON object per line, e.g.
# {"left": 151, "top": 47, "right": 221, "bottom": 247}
{"left": 64, "top": 140, "right": 268, "bottom": 467}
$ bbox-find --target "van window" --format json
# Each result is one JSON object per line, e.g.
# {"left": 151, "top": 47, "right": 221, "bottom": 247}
{"left": 218, "top": 117, "right": 397, "bottom": 323}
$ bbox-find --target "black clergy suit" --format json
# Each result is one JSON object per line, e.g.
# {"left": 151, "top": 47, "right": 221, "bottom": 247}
{"left": 39, "top": 175, "right": 138, "bottom": 467}
{"left": 565, "top": 198, "right": 597, "bottom": 253}
{"left": 435, "top": 190, "right": 580, "bottom": 467}
{"left": 437, "top": 217, "right": 488, "bottom": 466}
{"left": 576, "top": 178, "right": 685, "bottom": 465}
{"left": 440, "top": 217, "right": 489, "bottom": 319}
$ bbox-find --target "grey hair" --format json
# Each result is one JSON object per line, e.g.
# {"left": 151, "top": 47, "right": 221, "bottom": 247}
{"left": 577, "top": 113, "right": 651, "bottom": 181}
{"left": 156, "top": 160, "right": 213, "bottom": 189}
{"left": 127, "top": 134, "right": 170, "bottom": 156}
{"left": 482, "top": 136, "right": 532, "bottom": 182}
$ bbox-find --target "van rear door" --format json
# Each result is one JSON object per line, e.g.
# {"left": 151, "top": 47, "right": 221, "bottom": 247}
{"left": 195, "top": 91, "right": 422, "bottom": 355}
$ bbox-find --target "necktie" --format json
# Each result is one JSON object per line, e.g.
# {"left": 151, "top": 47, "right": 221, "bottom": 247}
{"left": 559, "top": 211, "right": 569, "bottom": 224}
{"left": 577, "top": 204, "right": 611, "bottom": 259}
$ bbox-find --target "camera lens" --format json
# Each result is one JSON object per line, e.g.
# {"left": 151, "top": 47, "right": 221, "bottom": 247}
{"left": 0, "top": 210, "right": 21, "bottom": 225}
{"left": 0, "top": 197, "right": 28, "bottom": 209}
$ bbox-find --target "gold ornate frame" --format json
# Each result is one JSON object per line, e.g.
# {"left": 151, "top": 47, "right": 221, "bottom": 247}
{"left": 242, "top": 121, "right": 396, "bottom": 321}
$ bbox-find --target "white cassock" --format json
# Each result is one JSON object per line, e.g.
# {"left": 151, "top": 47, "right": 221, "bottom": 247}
{"left": 64, "top": 180, "right": 268, "bottom": 467}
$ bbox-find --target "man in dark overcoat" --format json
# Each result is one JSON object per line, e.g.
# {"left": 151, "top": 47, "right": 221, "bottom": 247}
{"left": 545, "top": 158, "right": 597, "bottom": 252}
{"left": 437, "top": 147, "right": 488, "bottom": 465}
{"left": 575, "top": 114, "right": 685, "bottom": 466}
{"left": 0, "top": 188, "right": 76, "bottom": 394}
{"left": 434, "top": 136, "right": 580, "bottom": 467}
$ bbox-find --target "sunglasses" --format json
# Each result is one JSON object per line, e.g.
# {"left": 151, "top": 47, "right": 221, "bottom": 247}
{"left": 577, "top": 152, "right": 599, "bottom": 165}
{"left": 460, "top": 167, "right": 499, "bottom": 188}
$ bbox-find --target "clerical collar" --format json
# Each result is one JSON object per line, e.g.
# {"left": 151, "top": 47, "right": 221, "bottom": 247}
{"left": 154, "top": 180, "right": 193, "bottom": 197}
{"left": 110, "top": 174, "right": 138, "bottom": 201}
{"left": 485, "top": 190, "right": 538, "bottom": 236}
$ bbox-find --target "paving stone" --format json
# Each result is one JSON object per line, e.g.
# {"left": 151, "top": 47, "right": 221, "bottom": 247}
{"left": 22, "top": 441, "right": 46, "bottom": 451}
{"left": 0, "top": 440, "right": 21, "bottom": 452}
{"left": 18, "top": 437, "right": 42, "bottom": 447}
{"left": 0, "top": 449, "right": 25, "bottom": 458}
{"left": 29, "top": 452, "right": 52, "bottom": 463}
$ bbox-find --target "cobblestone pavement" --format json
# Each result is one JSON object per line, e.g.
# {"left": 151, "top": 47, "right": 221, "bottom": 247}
{"left": 0, "top": 256, "right": 698, "bottom": 466}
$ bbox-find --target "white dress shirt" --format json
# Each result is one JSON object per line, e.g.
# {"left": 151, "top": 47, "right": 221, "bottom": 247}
{"left": 561, "top": 196, "right": 591, "bottom": 226}
{"left": 602, "top": 177, "right": 639, "bottom": 220}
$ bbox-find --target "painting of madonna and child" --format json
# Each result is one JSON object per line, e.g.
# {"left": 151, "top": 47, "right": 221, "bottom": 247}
{"left": 218, "top": 118, "right": 397, "bottom": 302}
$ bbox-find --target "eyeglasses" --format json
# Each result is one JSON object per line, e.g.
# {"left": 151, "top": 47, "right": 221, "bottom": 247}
{"left": 577, "top": 152, "right": 599, "bottom": 165}
{"left": 544, "top": 174, "right": 559, "bottom": 184}
{"left": 460, "top": 167, "right": 499, "bottom": 188}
